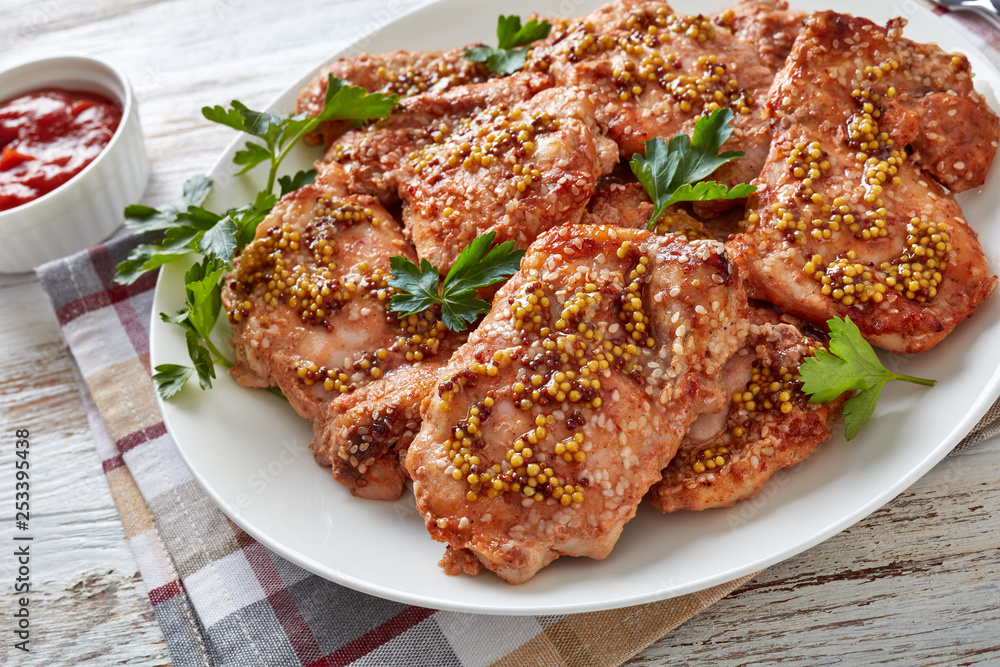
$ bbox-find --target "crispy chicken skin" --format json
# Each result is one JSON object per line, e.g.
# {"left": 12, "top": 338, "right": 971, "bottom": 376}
{"left": 328, "top": 72, "right": 618, "bottom": 271}
{"left": 727, "top": 12, "right": 997, "bottom": 353}
{"left": 526, "top": 0, "right": 780, "bottom": 214}
{"left": 405, "top": 224, "right": 749, "bottom": 583}
{"left": 715, "top": 0, "right": 805, "bottom": 70}
{"left": 221, "top": 164, "right": 461, "bottom": 499}
{"left": 327, "top": 72, "right": 555, "bottom": 203}
{"left": 297, "top": 49, "right": 491, "bottom": 146}
{"left": 649, "top": 305, "right": 845, "bottom": 512}
{"left": 315, "top": 359, "right": 456, "bottom": 500}
{"left": 584, "top": 182, "right": 657, "bottom": 230}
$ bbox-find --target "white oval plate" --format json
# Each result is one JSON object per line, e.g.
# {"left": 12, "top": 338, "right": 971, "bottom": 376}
{"left": 151, "top": 0, "right": 1000, "bottom": 614}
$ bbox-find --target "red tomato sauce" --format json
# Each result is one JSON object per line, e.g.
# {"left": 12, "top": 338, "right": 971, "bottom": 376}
{"left": 0, "top": 88, "right": 122, "bottom": 212}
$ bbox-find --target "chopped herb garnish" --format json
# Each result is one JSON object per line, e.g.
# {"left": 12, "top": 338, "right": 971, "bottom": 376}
{"left": 629, "top": 108, "right": 757, "bottom": 231}
{"left": 388, "top": 231, "right": 525, "bottom": 331}
{"left": 800, "top": 316, "right": 936, "bottom": 440}
{"left": 465, "top": 15, "right": 552, "bottom": 75}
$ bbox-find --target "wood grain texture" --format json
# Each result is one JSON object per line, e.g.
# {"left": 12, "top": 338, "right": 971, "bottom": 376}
{"left": 0, "top": 0, "right": 998, "bottom": 665}
{"left": 0, "top": 281, "right": 171, "bottom": 666}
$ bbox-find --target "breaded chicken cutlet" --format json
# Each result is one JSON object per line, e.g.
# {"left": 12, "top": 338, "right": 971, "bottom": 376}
{"left": 222, "top": 164, "right": 464, "bottom": 499}
{"left": 727, "top": 12, "right": 999, "bottom": 353}
{"left": 649, "top": 304, "right": 846, "bottom": 512}
{"left": 327, "top": 72, "right": 619, "bottom": 271}
{"left": 405, "top": 224, "right": 750, "bottom": 583}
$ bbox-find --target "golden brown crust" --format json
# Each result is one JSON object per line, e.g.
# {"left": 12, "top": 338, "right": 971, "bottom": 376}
{"left": 727, "top": 11, "right": 998, "bottom": 353}
{"left": 649, "top": 305, "right": 846, "bottom": 512}
{"left": 297, "top": 49, "right": 492, "bottom": 146}
{"left": 439, "top": 546, "right": 482, "bottom": 577}
{"left": 526, "top": 0, "right": 782, "bottom": 216}
{"left": 405, "top": 224, "right": 749, "bottom": 583}
{"left": 316, "top": 353, "right": 458, "bottom": 500}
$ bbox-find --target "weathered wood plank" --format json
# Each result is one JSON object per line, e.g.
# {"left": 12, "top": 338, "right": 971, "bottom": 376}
{"left": 628, "top": 440, "right": 1000, "bottom": 666}
{"left": 0, "top": 281, "right": 172, "bottom": 665}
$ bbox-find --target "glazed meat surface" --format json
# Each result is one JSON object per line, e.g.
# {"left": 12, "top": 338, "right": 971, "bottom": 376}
{"left": 716, "top": 0, "right": 805, "bottom": 70}
{"left": 222, "top": 164, "right": 461, "bottom": 499}
{"left": 328, "top": 72, "right": 618, "bottom": 271}
{"left": 649, "top": 305, "right": 845, "bottom": 512}
{"left": 298, "top": 49, "right": 492, "bottom": 146}
{"left": 727, "top": 12, "right": 998, "bottom": 353}
{"left": 526, "top": 0, "right": 783, "bottom": 213}
{"left": 405, "top": 224, "right": 749, "bottom": 583}
{"left": 315, "top": 359, "right": 455, "bottom": 500}
{"left": 327, "top": 72, "right": 554, "bottom": 201}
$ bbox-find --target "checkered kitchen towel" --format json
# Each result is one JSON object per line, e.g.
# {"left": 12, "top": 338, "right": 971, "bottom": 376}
{"left": 34, "top": 4, "right": 1000, "bottom": 666}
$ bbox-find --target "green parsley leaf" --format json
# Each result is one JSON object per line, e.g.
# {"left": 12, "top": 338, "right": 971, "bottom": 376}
{"left": 629, "top": 108, "right": 757, "bottom": 230}
{"left": 799, "top": 316, "right": 936, "bottom": 440}
{"left": 661, "top": 181, "right": 757, "bottom": 209}
{"left": 841, "top": 385, "right": 884, "bottom": 441}
{"left": 388, "top": 256, "right": 442, "bottom": 315}
{"left": 318, "top": 77, "right": 399, "bottom": 125}
{"left": 444, "top": 233, "right": 524, "bottom": 295}
{"left": 278, "top": 169, "right": 317, "bottom": 196}
{"left": 233, "top": 141, "right": 272, "bottom": 175}
{"left": 465, "top": 15, "right": 552, "bottom": 75}
{"left": 178, "top": 205, "right": 224, "bottom": 230}
{"left": 160, "top": 310, "right": 193, "bottom": 330}
{"left": 153, "top": 364, "right": 195, "bottom": 400}
{"left": 237, "top": 105, "right": 287, "bottom": 138}
{"left": 186, "top": 330, "right": 216, "bottom": 391}
{"left": 183, "top": 259, "right": 225, "bottom": 339}
{"left": 124, "top": 174, "right": 213, "bottom": 233}
{"left": 441, "top": 290, "right": 489, "bottom": 333}
{"left": 197, "top": 216, "right": 239, "bottom": 266}
{"left": 235, "top": 191, "right": 279, "bottom": 251}
{"left": 203, "top": 76, "right": 396, "bottom": 193}
{"left": 115, "top": 245, "right": 191, "bottom": 286}
{"left": 388, "top": 231, "right": 526, "bottom": 331}
{"left": 200, "top": 104, "right": 246, "bottom": 133}
{"left": 497, "top": 15, "right": 551, "bottom": 49}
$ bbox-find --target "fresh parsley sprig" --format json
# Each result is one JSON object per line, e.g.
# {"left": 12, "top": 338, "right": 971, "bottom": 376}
{"left": 115, "top": 176, "right": 279, "bottom": 286}
{"left": 465, "top": 15, "right": 552, "bottom": 75}
{"left": 630, "top": 108, "right": 757, "bottom": 231}
{"left": 202, "top": 75, "right": 397, "bottom": 194}
{"left": 388, "top": 231, "right": 525, "bottom": 331}
{"left": 800, "top": 316, "right": 936, "bottom": 440}
{"left": 116, "top": 77, "right": 398, "bottom": 400}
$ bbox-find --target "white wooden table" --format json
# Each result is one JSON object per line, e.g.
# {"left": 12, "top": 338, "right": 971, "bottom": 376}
{"left": 0, "top": 1, "right": 998, "bottom": 664}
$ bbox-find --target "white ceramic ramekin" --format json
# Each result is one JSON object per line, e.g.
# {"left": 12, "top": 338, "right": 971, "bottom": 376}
{"left": 0, "top": 55, "right": 149, "bottom": 273}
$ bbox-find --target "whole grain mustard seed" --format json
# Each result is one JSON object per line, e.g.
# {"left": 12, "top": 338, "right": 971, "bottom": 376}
{"left": 227, "top": 194, "right": 450, "bottom": 397}
{"left": 780, "top": 57, "right": 951, "bottom": 306}
{"left": 437, "top": 247, "right": 660, "bottom": 506}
